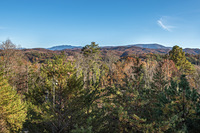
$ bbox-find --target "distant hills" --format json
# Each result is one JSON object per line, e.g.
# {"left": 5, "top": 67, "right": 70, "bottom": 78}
{"left": 45, "top": 43, "right": 200, "bottom": 55}
{"left": 48, "top": 45, "right": 82, "bottom": 50}
{"left": 48, "top": 43, "right": 171, "bottom": 50}
{"left": 132, "top": 44, "right": 172, "bottom": 49}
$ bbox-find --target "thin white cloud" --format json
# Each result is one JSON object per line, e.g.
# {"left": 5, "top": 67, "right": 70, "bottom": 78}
{"left": 157, "top": 17, "right": 174, "bottom": 32}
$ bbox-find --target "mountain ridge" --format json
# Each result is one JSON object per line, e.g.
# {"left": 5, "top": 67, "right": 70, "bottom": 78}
{"left": 48, "top": 45, "right": 82, "bottom": 50}
{"left": 45, "top": 43, "right": 200, "bottom": 55}
{"left": 131, "top": 43, "right": 172, "bottom": 49}
{"left": 48, "top": 43, "right": 172, "bottom": 50}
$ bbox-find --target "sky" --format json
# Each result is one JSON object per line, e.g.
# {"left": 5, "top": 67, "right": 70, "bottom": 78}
{"left": 0, "top": 0, "right": 200, "bottom": 48}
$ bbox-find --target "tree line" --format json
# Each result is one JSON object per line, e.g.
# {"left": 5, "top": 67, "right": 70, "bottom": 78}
{"left": 0, "top": 40, "right": 200, "bottom": 133}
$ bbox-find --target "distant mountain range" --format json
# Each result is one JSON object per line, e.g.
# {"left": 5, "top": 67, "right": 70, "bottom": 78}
{"left": 48, "top": 43, "right": 171, "bottom": 50}
{"left": 46, "top": 43, "right": 200, "bottom": 55}
{"left": 48, "top": 45, "right": 82, "bottom": 50}
{"left": 132, "top": 44, "right": 172, "bottom": 49}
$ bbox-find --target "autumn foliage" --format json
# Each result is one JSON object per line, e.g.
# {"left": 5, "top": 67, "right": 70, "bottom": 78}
{"left": 0, "top": 40, "right": 200, "bottom": 132}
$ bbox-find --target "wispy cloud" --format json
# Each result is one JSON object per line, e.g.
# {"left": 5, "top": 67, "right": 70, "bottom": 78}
{"left": 157, "top": 17, "right": 175, "bottom": 32}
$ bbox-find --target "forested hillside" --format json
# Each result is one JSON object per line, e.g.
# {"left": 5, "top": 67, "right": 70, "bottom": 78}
{"left": 1, "top": 40, "right": 200, "bottom": 133}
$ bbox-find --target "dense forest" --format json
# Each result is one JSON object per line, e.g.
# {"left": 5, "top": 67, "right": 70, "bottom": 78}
{"left": 1, "top": 39, "right": 200, "bottom": 133}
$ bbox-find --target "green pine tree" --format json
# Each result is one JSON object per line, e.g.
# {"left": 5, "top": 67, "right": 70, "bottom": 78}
{"left": 40, "top": 54, "right": 85, "bottom": 132}
{"left": 169, "top": 45, "right": 194, "bottom": 75}
{"left": 153, "top": 75, "right": 200, "bottom": 132}
{"left": 152, "top": 61, "right": 168, "bottom": 92}
{"left": 0, "top": 72, "right": 27, "bottom": 133}
{"left": 81, "top": 42, "right": 100, "bottom": 57}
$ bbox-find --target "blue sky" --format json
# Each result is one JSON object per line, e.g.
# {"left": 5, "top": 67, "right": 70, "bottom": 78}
{"left": 0, "top": 0, "right": 200, "bottom": 48}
